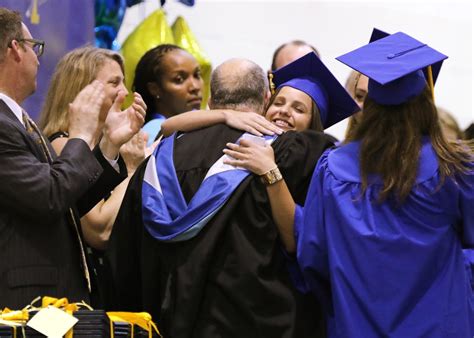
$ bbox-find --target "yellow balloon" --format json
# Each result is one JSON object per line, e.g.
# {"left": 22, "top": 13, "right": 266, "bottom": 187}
{"left": 121, "top": 9, "right": 175, "bottom": 106}
{"left": 172, "top": 16, "right": 212, "bottom": 109}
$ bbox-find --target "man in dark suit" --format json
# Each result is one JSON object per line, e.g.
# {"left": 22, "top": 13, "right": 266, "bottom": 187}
{"left": 0, "top": 7, "right": 145, "bottom": 308}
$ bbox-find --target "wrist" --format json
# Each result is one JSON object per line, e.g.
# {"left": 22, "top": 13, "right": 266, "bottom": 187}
{"left": 125, "top": 163, "right": 139, "bottom": 175}
{"left": 67, "top": 132, "right": 96, "bottom": 149}
{"left": 221, "top": 110, "right": 230, "bottom": 124}
{"left": 99, "top": 137, "right": 120, "bottom": 160}
{"left": 259, "top": 166, "right": 283, "bottom": 186}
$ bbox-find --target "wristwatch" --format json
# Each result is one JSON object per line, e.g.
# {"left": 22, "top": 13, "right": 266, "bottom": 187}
{"left": 260, "top": 167, "right": 283, "bottom": 186}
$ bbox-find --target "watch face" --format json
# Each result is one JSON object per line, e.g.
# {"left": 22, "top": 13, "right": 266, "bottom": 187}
{"left": 260, "top": 167, "right": 282, "bottom": 185}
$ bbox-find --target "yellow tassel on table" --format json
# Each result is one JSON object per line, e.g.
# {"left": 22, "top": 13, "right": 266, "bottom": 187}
{"left": 108, "top": 311, "right": 162, "bottom": 338}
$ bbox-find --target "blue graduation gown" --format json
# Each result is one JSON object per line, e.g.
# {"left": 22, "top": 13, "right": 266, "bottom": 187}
{"left": 292, "top": 138, "right": 474, "bottom": 337}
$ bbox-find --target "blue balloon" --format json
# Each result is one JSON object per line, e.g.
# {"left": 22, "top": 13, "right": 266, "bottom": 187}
{"left": 177, "top": 0, "right": 195, "bottom": 5}
{"left": 126, "top": 0, "right": 145, "bottom": 6}
{"left": 94, "top": 0, "right": 126, "bottom": 49}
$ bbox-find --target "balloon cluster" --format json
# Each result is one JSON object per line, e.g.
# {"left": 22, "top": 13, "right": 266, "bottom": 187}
{"left": 94, "top": 0, "right": 195, "bottom": 50}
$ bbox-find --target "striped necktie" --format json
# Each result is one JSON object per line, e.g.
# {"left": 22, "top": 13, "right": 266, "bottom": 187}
{"left": 22, "top": 111, "right": 92, "bottom": 293}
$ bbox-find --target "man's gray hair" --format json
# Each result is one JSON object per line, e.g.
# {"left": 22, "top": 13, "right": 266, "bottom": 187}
{"left": 210, "top": 59, "right": 268, "bottom": 113}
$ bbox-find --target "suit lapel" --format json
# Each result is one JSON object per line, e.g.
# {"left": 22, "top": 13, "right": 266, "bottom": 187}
{"left": 0, "top": 100, "right": 54, "bottom": 163}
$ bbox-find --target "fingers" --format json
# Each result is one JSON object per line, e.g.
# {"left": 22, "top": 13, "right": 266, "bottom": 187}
{"left": 132, "top": 92, "right": 147, "bottom": 119}
{"left": 142, "top": 132, "right": 149, "bottom": 145}
{"left": 222, "top": 156, "right": 244, "bottom": 167}
{"left": 132, "top": 103, "right": 146, "bottom": 120}
{"left": 249, "top": 114, "right": 284, "bottom": 135}
{"left": 223, "top": 147, "right": 244, "bottom": 159}
{"left": 133, "top": 92, "right": 147, "bottom": 111}
{"left": 245, "top": 126, "right": 263, "bottom": 137}
{"left": 132, "top": 109, "right": 145, "bottom": 130}
{"left": 226, "top": 142, "right": 248, "bottom": 151}
{"left": 71, "top": 80, "right": 103, "bottom": 107}
{"left": 110, "top": 90, "right": 127, "bottom": 112}
{"left": 254, "top": 124, "right": 283, "bottom": 136}
{"left": 238, "top": 138, "right": 267, "bottom": 148}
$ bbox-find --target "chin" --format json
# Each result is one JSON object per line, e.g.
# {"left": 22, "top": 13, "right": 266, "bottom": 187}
{"left": 189, "top": 102, "right": 202, "bottom": 110}
{"left": 28, "top": 84, "right": 37, "bottom": 97}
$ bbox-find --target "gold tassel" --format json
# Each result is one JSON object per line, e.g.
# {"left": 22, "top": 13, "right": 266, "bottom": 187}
{"left": 426, "top": 65, "right": 435, "bottom": 102}
{"left": 268, "top": 72, "right": 275, "bottom": 95}
{"left": 30, "top": 0, "right": 40, "bottom": 24}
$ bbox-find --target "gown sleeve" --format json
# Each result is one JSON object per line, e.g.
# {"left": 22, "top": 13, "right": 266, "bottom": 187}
{"left": 105, "top": 158, "right": 149, "bottom": 311}
{"left": 272, "top": 130, "right": 334, "bottom": 205}
{"left": 458, "top": 164, "right": 474, "bottom": 247}
{"left": 294, "top": 150, "right": 334, "bottom": 313}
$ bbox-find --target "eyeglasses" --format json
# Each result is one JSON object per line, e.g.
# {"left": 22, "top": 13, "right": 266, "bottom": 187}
{"left": 8, "top": 38, "right": 45, "bottom": 57}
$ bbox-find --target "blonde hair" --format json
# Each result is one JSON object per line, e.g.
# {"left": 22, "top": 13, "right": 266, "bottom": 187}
{"left": 40, "top": 46, "right": 124, "bottom": 137}
{"left": 344, "top": 70, "right": 362, "bottom": 140}
{"left": 437, "top": 106, "right": 464, "bottom": 140}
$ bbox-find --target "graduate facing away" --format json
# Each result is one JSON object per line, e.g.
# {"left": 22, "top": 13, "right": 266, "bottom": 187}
{"left": 285, "top": 31, "right": 474, "bottom": 337}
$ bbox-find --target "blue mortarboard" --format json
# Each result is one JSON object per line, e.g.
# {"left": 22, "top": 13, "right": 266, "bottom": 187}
{"left": 369, "top": 28, "right": 444, "bottom": 90}
{"left": 337, "top": 31, "right": 448, "bottom": 105}
{"left": 369, "top": 28, "right": 389, "bottom": 43}
{"left": 272, "top": 52, "right": 359, "bottom": 129}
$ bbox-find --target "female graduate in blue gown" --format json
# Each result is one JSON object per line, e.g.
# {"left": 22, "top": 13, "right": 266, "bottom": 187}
{"left": 288, "top": 32, "right": 474, "bottom": 337}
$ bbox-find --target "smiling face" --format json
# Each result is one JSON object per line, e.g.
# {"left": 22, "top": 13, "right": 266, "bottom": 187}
{"left": 94, "top": 58, "right": 127, "bottom": 120}
{"left": 265, "top": 86, "right": 313, "bottom": 132}
{"left": 154, "top": 49, "right": 203, "bottom": 116}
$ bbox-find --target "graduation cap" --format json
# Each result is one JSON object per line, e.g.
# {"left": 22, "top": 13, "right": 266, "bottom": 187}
{"left": 337, "top": 31, "right": 448, "bottom": 105}
{"left": 271, "top": 52, "right": 359, "bottom": 128}
{"left": 369, "top": 28, "right": 389, "bottom": 43}
{"left": 369, "top": 28, "right": 444, "bottom": 90}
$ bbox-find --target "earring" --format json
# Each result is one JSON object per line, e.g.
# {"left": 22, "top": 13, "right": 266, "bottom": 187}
{"left": 156, "top": 95, "right": 160, "bottom": 99}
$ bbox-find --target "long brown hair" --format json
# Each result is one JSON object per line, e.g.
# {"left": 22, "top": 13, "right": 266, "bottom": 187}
{"left": 346, "top": 86, "right": 473, "bottom": 202}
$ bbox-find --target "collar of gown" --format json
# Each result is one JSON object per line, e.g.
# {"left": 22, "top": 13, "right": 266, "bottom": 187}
{"left": 328, "top": 137, "right": 438, "bottom": 184}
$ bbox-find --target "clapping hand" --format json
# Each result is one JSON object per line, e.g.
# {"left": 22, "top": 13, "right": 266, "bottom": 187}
{"left": 100, "top": 91, "right": 147, "bottom": 159}
{"left": 68, "top": 80, "right": 106, "bottom": 148}
{"left": 120, "top": 131, "right": 147, "bottom": 175}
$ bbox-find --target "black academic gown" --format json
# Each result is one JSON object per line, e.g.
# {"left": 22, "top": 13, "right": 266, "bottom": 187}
{"left": 107, "top": 124, "right": 333, "bottom": 338}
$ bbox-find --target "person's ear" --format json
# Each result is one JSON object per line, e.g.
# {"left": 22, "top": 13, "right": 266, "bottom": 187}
{"left": 8, "top": 40, "right": 23, "bottom": 62}
{"left": 264, "top": 89, "right": 271, "bottom": 106}
{"left": 146, "top": 82, "right": 161, "bottom": 99}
